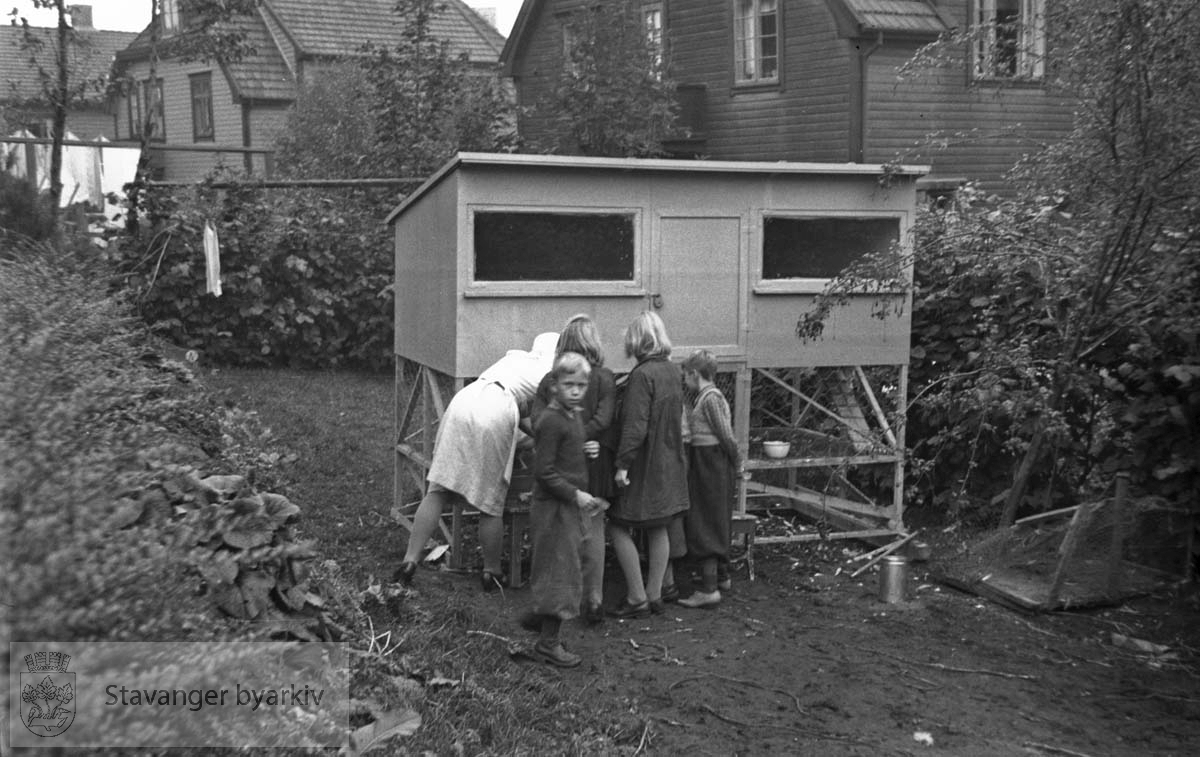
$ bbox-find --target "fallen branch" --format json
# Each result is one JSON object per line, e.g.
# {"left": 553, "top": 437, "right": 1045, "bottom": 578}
{"left": 869, "top": 649, "right": 1038, "bottom": 680}
{"left": 1023, "top": 741, "right": 1098, "bottom": 757}
{"left": 467, "top": 629, "right": 517, "bottom": 646}
{"left": 698, "top": 705, "right": 871, "bottom": 746}
{"left": 670, "top": 673, "right": 804, "bottom": 713}
{"left": 850, "top": 531, "right": 918, "bottom": 578}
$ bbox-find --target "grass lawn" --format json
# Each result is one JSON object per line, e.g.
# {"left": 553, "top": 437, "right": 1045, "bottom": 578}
{"left": 200, "top": 367, "right": 401, "bottom": 583}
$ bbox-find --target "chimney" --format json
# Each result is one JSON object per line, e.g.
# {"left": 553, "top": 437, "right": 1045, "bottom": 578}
{"left": 68, "top": 5, "right": 94, "bottom": 30}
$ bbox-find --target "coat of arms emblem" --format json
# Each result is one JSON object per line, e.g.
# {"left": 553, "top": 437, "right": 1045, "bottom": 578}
{"left": 20, "top": 651, "right": 75, "bottom": 737}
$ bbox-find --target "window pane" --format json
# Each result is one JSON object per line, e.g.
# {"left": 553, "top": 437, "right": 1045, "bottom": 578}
{"left": 191, "top": 74, "right": 214, "bottom": 140}
{"left": 474, "top": 212, "right": 635, "bottom": 281}
{"left": 763, "top": 217, "right": 899, "bottom": 279}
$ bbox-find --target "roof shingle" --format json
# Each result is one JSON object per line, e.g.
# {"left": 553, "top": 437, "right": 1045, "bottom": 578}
{"left": 0, "top": 24, "right": 137, "bottom": 103}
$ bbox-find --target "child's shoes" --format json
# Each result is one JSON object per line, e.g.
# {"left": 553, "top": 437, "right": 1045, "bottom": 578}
{"left": 678, "top": 589, "right": 721, "bottom": 609}
{"left": 531, "top": 641, "right": 581, "bottom": 668}
{"left": 582, "top": 603, "right": 605, "bottom": 626}
{"left": 608, "top": 598, "right": 651, "bottom": 620}
{"left": 392, "top": 561, "right": 418, "bottom": 586}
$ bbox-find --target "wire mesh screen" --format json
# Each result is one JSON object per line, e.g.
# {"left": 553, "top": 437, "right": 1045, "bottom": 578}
{"left": 940, "top": 496, "right": 1191, "bottom": 609}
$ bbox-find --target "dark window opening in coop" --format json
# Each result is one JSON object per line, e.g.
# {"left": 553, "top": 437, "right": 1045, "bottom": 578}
{"left": 473, "top": 211, "right": 636, "bottom": 281}
{"left": 762, "top": 217, "right": 899, "bottom": 279}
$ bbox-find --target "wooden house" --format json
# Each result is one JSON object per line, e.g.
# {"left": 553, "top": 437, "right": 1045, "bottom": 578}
{"left": 388, "top": 152, "right": 928, "bottom": 550}
{"left": 501, "top": 0, "right": 1075, "bottom": 195}
{"left": 0, "top": 6, "right": 136, "bottom": 138}
{"left": 109, "top": 0, "right": 506, "bottom": 181}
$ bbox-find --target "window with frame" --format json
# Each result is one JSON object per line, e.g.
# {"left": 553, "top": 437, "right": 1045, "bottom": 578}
{"left": 733, "top": 0, "right": 779, "bottom": 85}
{"left": 643, "top": 3, "right": 664, "bottom": 75}
{"left": 190, "top": 72, "right": 214, "bottom": 141}
{"left": 126, "top": 81, "right": 143, "bottom": 138}
{"left": 759, "top": 215, "right": 900, "bottom": 289}
{"left": 139, "top": 78, "right": 166, "bottom": 141}
{"left": 974, "top": 0, "right": 1045, "bottom": 80}
{"left": 471, "top": 210, "right": 637, "bottom": 286}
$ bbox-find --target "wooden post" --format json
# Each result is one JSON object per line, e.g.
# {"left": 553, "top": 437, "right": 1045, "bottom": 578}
{"left": 1105, "top": 473, "right": 1130, "bottom": 596}
{"left": 890, "top": 364, "right": 908, "bottom": 531}
{"left": 1046, "top": 502, "right": 1097, "bottom": 608}
{"left": 734, "top": 364, "right": 751, "bottom": 516}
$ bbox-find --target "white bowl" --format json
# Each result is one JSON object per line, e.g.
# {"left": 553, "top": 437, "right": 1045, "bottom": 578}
{"left": 762, "top": 441, "right": 791, "bottom": 459}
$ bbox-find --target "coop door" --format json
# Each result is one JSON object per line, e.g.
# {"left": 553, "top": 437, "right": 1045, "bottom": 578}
{"left": 655, "top": 216, "right": 743, "bottom": 355}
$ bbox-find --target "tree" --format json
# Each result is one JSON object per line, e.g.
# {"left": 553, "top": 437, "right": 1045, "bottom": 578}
{"left": 117, "top": 0, "right": 259, "bottom": 234}
{"left": 274, "top": 0, "right": 516, "bottom": 180}
{"left": 7, "top": 1, "right": 99, "bottom": 230}
{"left": 533, "top": 0, "right": 678, "bottom": 157}
{"left": 801, "top": 0, "right": 1200, "bottom": 523}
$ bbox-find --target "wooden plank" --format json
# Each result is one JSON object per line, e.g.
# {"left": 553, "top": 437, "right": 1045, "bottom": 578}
{"left": 754, "top": 368, "right": 880, "bottom": 450}
{"left": 744, "top": 480, "right": 878, "bottom": 531}
{"left": 745, "top": 453, "right": 900, "bottom": 470}
{"left": 1046, "top": 502, "right": 1098, "bottom": 607}
{"left": 1014, "top": 504, "right": 1080, "bottom": 526}
{"left": 830, "top": 368, "right": 874, "bottom": 452}
{"left": 755, "top": 529, "right": 897, "bottom": 545}
{"left": 854, "top": 365, "right": 897, "bottom": 448}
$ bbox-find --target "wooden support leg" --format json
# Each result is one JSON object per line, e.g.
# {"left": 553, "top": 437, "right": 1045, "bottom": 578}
{"left": 732, "top": 513, "right": 758, "bottom": 581}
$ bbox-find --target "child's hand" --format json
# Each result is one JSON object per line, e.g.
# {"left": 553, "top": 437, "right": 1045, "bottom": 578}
{"left": 614, "top": 469, "right": 630, "bottom": 488}
{"left": 582, "top": 440, "right": 600, "bottom": 459}
{"left": 575, "top": 491, "right": 602, "bottom": 517}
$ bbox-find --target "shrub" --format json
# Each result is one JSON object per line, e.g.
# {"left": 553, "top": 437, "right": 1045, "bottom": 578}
{"left": 0, "top": 173, "right": 56, "bottom": 241}
{"left": 108, "top": 179, "right": 396, "bottom": 370}
{"left": 0, "top": 239, "right": 334, "bottom": 641}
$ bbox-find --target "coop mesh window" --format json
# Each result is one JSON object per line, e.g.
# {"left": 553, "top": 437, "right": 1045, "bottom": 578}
{"left": 473, "top": 212, "right": 635, "bottom": 281}
{"left": 762, "top": 217, "right": 899, "bottom": 279}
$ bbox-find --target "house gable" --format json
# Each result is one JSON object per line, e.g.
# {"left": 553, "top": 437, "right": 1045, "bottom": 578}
{"left": 504, "top": 0, "right": 1075, "bottom": 193}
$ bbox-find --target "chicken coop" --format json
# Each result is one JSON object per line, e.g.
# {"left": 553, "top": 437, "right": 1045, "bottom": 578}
{"left": 387, "top": 152, "right": 927, "bottom": 563}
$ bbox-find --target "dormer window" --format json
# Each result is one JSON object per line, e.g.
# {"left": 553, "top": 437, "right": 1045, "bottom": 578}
{"left": 161, "top": 0, "right": 200, "bottom": 35}
{"left": 974, "top": 0, "right": 1045, "bottom": 80}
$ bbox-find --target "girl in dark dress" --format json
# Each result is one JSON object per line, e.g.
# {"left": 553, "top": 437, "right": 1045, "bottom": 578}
{"left": 608, "top": 312, "right": 689, "bottom": 618}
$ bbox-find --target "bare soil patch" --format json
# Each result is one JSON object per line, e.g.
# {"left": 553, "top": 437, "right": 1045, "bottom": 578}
{"left": 205, "top": 368, "right": 1200, "bottom": 756}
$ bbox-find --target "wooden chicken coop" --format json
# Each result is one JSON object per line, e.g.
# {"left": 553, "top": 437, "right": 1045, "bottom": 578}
{"left": 387, "top": 152, "right": 927, "bottom": 560}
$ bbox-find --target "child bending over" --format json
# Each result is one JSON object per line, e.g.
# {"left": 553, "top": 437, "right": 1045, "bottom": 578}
{"left": 678, "top": 349, "right": 740, "bottom": 609}
{"left": 528, "top": 352, "right": 607, "bottom": 667}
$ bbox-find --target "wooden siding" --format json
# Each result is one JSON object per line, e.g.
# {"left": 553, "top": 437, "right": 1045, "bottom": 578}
{"left": 670, "top": 0, "right": 851, "bottom": 162}
{"left": 862, "top": 1, "right": 1076, "bottom": 191}
{"left": 115, "top": 58, "right": 286, "bottom": 180}
{"left": 506, "top": 0, "right": 590, "bottom": 151}
{"left": 392, "top": 157, "right": 920, "bottom": 377}
{"left": 394, "top": 172, "right": 462, "bottom": 377}
{"left": 510, "top": 0, "right": 855, "bottom": 161}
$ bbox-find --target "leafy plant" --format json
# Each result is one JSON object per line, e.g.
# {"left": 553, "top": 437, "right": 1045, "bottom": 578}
{"left": 800, "top": 0, "right": 1200, "bottom": 525}
{"left": 109, "top": 176, "right": 396, "bottom": 369}
{"left": 533, "top": 0, "right": 679, "bottom": 157}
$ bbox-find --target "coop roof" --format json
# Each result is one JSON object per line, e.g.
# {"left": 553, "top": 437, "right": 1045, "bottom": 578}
{"left": 387, "top": 152, "right": 931, "bottom": 225}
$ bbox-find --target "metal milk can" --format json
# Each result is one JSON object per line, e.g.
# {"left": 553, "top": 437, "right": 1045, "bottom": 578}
{"left": 879, "top": 555, "right": 910, "bottom": 603}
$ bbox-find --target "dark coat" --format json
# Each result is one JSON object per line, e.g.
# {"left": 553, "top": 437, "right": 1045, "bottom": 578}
{"left": 612, "top": 355, "right": 689, "bottom": 524}
{"left": 533, "top": 364, "right": 617, "bottom": 497}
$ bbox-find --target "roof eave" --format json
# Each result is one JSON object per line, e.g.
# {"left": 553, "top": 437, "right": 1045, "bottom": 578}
{"left": 499, "top": 0, "right": 540, "bottom": 77}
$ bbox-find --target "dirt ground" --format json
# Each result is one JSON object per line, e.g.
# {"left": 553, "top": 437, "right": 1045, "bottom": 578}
{"left": 205, "top": 368, "right": 1200, "bottom": 756}
{"left": 402, "top": 532, "right": 1200, "bottom": 757}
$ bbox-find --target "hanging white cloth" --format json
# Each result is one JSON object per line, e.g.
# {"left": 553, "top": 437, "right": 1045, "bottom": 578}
{"left": 204, "top": 221, "right": 222, "bottom": 296}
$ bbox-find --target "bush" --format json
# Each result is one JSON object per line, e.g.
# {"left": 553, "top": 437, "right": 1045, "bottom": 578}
{"left": 0, "top": 239, "right": 333, "bottom": 641}
{"left": 108, "top": 178, "right": 396, "bottom": 370}
{"left": 0, "top": 173, "right": 56, "bottom": 241}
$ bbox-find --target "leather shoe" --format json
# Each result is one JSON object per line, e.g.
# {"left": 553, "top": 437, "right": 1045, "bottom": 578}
{"left": 481, "top": 570, "right": 507, "bottom": 592}
{"left": 392, "top": 561, "right": 417, "bottom": 586}
{"left": 608, "top": 598, "right": 651, "bottom": 620}
{"left": 649, "top": 599, "right": 667, "bottom": 615}
{"left": 678, "top": 589, "right": 721, "bottom": 609}
{"left": 530, "top": 641, "right": 581, "bottom": 668}
{"left": 582, "top": 603, "right": 605, "bottom": 626}
{"left": 661, "top": 584, "right": 680, "bottom": 603}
